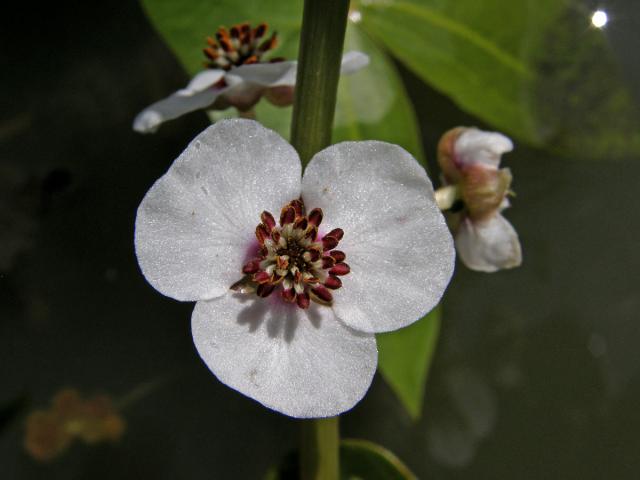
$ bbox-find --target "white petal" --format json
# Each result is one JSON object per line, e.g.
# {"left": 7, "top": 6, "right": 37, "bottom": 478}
{"left": 229, "top": 61, "right": 298, "bottom": 87}
{"left": 455, "top": 128, "right": 513, "bottom": 169}
{"left": 133, "top": 89, "right": 220, "bottom": 133}
{"left": 192, "top": 293, "right": 377, "bottom": 418}
{"left": 184, "top": 69, "right": 225, "bottom": 93}
{"left": 135, "top": 119, "right": 301, "bottom": 301}
{"left": 302, "top": 141, "right": 455, "bottom": 333}
{"left": 455, "top": 214, "right": 522, "bottom": 272}
{"left": 340, "top": 51, "right": 370, "bottom": 75}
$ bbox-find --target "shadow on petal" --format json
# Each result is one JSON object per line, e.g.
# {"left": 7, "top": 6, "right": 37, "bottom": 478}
{"left": 235, "top": 294, "right": 269, "bottom": 333}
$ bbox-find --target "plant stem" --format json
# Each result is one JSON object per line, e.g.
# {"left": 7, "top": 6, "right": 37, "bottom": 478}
{"left": 300, "top": 417, "right": 340, "bottom": 480}
{"left": 290, "top": 0, "right": 351, "bottom": 167}
{"left": 290, "top": 0, "right": 350, "bottom": 478}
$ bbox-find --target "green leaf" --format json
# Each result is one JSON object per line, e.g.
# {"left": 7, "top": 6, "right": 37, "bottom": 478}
{"left": 358, "top": 0, "right": 640, "bottom": 158}
{"left": 340, "top": 439, "right": 417, "bottom": 480}
{"left": 377, "top": 308, "right": 440, "bottom": 420}
{"left": 265, "top": 439, "right": 417, "bottom": 480}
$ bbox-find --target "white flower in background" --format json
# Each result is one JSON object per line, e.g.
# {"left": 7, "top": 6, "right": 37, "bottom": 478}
{"left": 133, "top": 22, "right": 369, "bottom": 133}
{"left": 437, "top": 127, "right": 522, "bottom": 273}
{"left": 135, "top": 119, "right": 455, "bottom": 417}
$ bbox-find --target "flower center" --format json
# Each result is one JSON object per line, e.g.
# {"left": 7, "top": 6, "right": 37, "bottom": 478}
{"left": 231, "top": 199, "right": 350, "bottom": 309}
{"left": 203, "top": 22, "right": 282, "bottom": 71}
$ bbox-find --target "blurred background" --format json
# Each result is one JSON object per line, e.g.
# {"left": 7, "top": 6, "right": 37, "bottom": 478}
{"left": 2, "top": 0, "right": 640, "bottom": 478}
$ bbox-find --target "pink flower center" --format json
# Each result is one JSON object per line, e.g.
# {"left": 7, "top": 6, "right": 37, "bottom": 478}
{"left": 231, "top": 199, "right": 350, "bottom": 309}
{"left": 203, "top": 22, "right": 283, "bottom": 71}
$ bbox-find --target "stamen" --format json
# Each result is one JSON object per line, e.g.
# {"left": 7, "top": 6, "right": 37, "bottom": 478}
{"left": 329, "top": 250, "right": 346, "bottom": 263}
{"left": 296, "top": 292, "right": 310, "bottom": 309}
{"left": 280, "top": 206, "right": 295, "bottom": 226}
{"left": 324, "top": 275, "right": 342, "bottom": 290}
{"left": 242, "top": 259, "right": 260, "bottom": 274}
{"left": 330, "top": 263, "right": 351, "bottom": 276}
{"left": 203, "top": 22, "right": 282, "bottom": 70}
{"left": 257, "top": 284, "right": 275, "bottom": 298}
{"left": 231, "top": 199, "right": 350, "bottom": 309}
{"left": 326, "top": 228, "right": 344, "bottom": 241}
{"left": 255, "top": 224, "right": 270, "bottom": 244}
{"left": 308, "top": 208, "right": 323, "bottom": 227}
{"left": 311, "top": 285, "right": 333, "bottom": 304}
{"left": 261, "top": 211, "right": 276, "bottom": 231}
{"left": 322, "top": 236, "right": 339, "bottom": 251}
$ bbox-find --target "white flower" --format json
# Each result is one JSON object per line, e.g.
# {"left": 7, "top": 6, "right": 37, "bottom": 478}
{"left": 437, "top": 127, "right": 522, "bottom": 273}
{"left": 132, "top": 23, "right": 368, "bottom": 133}
{"left": 135, "top": 119, "right": 455, "bottom": 417}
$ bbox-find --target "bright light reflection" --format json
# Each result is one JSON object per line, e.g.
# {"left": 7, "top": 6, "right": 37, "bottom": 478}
{"left": 591, "top": 9, "right": 608, "bottom": 28}
{"left": 349, "top": 10, "right": 362, "bottom": 23}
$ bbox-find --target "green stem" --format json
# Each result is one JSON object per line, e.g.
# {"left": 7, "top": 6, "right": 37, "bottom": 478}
{"left": 290, "top": 1, "right": 350, "bottom": 479}
{"left": 290, "top": 0, "right": 351, "bottom": 167}
{"left": 300, "top": 417, "right": 340, "bottom": 480}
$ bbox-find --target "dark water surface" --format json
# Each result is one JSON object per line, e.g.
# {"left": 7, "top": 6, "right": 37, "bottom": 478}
{"left": 2, "top": 1, "right": 639, "bottom": 478}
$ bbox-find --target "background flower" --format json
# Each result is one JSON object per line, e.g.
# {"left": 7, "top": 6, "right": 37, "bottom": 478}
{"left": 438, "top": 127, "right": 522, "bottom": 272}
{"left": 133, "top": 43, "right": 368, "bottom": 133}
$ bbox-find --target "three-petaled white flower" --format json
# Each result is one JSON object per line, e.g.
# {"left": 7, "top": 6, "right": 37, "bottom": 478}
{"left": 132, "top": 22, "right": 368, "bottom": 133}
{"left": 135, "top": 119, "right": 455, "bottom": 417}
{"left": 437, "top": 127, "right": 522, "bottom": 273}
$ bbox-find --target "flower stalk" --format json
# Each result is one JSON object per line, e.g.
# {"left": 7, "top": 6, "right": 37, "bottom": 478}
{"left": 300, "top": 417, "right": 340, "bottom": 480}
{"left": 290, "top": 0, "right": 351, "bottom": 167}
{"left": 290, "top": 0, "right": 351, "bottom": 478}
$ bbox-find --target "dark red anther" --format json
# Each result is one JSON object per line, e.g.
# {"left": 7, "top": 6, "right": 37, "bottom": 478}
{"left": 242, "top": 259, "right": 260, "bottom": 274}
{"left": 281, "top": 288, "right": 296, "bottom": 303}
{"left": 259, "top": 33, "right": 278, "bottom": 52}
{"left": 326, "top": 228, "right": 344, "bottom": 241}
{"left": 307, "top": 248, "right": 321, "bottom": 262}
{"left": 305, "top": 225, "right": 318, "bottom": 241}
{"left": 254, "top": 23, "right": 267, "bottom": 39}
{"left": 296, "top": 292, "right": 310, "bottom": 309}
{"left": 311, "top": 285, "right": 333, "bottom": 303}
{"left": 255, "top": 224, "right": 270, "bottom": 244}
{"left": 324, "top": 275, "right": 342, "bottom": 290}
{"left": 257, "top": 284, "right": 275, "bottom": 298}
{"left": 253, "top": 271, "right": 271, "bottom": 284}
{"left": 290, "top": 199, "right": 304, "bottom": 217}
{"left": 280, "top": 206, "right": 295, "bottom": 226}
{"left": 261, "top": 211, "right": 276, "bottom": 231}
{"left": 330, "top": 263, "right": 350, "bottom": 276}
{"left": 230, "top": 25, "right": 240, "bottom": 38}
{"left": 322, "top": 235, "right": 339, "bottom": 251}
{"left": 321, "top": 256, "right": 335, "bottom": 269}
{"left": 329, "top": 250, "right": 346, "bottom": 263}
{"left": 216, "top": 27, "right": 230, "bottom": 38}
{"left": 219, "top": 38, "right": 233, "bottom": 53}
{"left": 294, "top": 217, "right": 308, "bottom": 231}
{"left": 204, "top": 47, "right": 219, "bottom": 60}
{"left": 244, "top": 55, "right": 258, "bottom": 65}
{"left": 308, "top": 208, "right": 323, "bottom": 227}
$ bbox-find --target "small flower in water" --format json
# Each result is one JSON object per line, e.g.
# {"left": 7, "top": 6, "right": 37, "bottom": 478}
{"left": 437, "top": 127, "right": 522, "bottom": 272}
{"left": 135, "top": 119, "right": 455, "bottom": 417}
{"left": 24, "top": 389, "right": 125, "bottom": 461}
{"left": 133, "top": 22, "right": 369, "bottom": 133}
